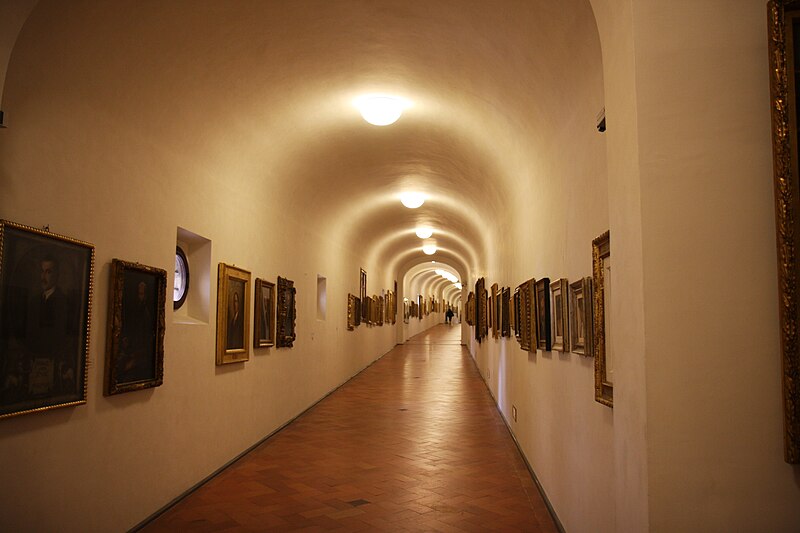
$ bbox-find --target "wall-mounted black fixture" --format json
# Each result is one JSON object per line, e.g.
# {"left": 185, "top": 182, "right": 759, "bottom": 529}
{"left": 596, "top": 107, "right": 605, "bottom": 133}
{"left": 596, "top": 108, "right": 606, "bottom": 133}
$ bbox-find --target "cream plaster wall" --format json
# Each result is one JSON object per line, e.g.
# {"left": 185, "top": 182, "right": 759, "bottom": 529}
{"left": 631, "top": 0, "right": 800, "bottom": 531}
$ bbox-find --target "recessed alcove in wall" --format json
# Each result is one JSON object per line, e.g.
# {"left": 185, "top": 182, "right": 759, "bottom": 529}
{"left": 174, "top": 227, "right": 211, "bottom": 325}
{"left": 316, "top": 275, "right": 327, "bottom": 321}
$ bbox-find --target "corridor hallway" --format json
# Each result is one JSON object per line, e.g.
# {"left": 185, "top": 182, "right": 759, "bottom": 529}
{"left": 144, "top": 325, "right": 557, "bottom": 532}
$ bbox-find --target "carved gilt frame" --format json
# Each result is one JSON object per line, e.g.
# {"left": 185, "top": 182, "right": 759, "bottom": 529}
{"left": 592, "top": 232, "right": 612, "bottom": 407}
{"left": 347, "top": 293, "right": 356, "bottom": 331}
{"left": 216, "top": 263, "right": 251, "bottom": 364}
{"left": 768, "top": 0, "right": 800, "bottom": 462}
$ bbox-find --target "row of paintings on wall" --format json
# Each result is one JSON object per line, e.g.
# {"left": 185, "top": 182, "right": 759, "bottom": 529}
{"left": 464, "top": 231, "right": 612, "bottom": 408}
{"left": 0, "top": 219, "right": 297, "bottom": 421}
{"left": 351, "top": 268, "right": 397, "bottom": 330}
{"left": 346, "top": 290, "right": 396, "bottom": 330}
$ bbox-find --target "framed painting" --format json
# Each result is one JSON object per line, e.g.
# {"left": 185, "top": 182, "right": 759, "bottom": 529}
{"left": 276, "top": 276, "right": 296, "bottom": 348}
{"left": 550, "top": 278, "right": 569, "bottom": 352}
{"left": 359, "top": 268, "right": 367, "bottom": 322}
{"left": 517, "top": 278, "right": 536, "bottom": 352}
{"left": 105, "top": 259, "right": 166, "bottom": 395}
{"left": 513, "top": 287, "right": 521, "bottom": 340}
{"left": 535, "top": 278, "right": 551, "bottom": 351}
{"left": 490, "top": 283, "right": 499, "bottom": 338}
{"left": 0, "top": 220, "right": 94, "bottom": 419}
{"left": 569, "top": 277, "right": 593, "bottom": 356}
{"left": 347, "top": 293, "right": 357, "bottom": 331}
{"left": 592, "top": 231, "right": 612, "bottom": 407}
{"left": 501, "top": 287, "right": 511, "bottom": 338}
{"left": 355, "top": 296, "right": 362, "bottom": 327}
{"left": 216, "top": 263, "right": 251, "bottom": 365}
{"left": 377, "top": 295, "right": 384, "bottom": 326}
{"left": 475, "top": 278, "right": 486, "bottom": 342}
{"left": 254, "top": 278, "right": 275, "bottom": 348}
{"left": 768, "top": 0, "right": 800, "bottom": 463}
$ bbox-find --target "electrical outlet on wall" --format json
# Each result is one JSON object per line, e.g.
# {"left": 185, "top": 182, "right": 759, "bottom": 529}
{"left": 512, "top": 405, "right": 517, "bottom": 422}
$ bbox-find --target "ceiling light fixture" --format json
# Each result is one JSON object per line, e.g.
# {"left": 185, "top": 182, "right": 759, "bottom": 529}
{"left": 355, "top": 95, "right": 409, "bottom": 126}
{"left": 400, "top": 192, "right": 425, "bottom": 209}
{"left": 422, "top": 244, "right": 437, "bottom": 255}
{"left": 415, "top": 227, "right": 433, "bottom": 239}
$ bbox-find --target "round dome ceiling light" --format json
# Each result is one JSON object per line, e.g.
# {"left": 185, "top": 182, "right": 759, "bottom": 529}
{"left": 422, "top": 243, "right": 437, "bottom": 255}
{"left": 415, "top": 227, "right": 433, "bottom": 239}
{"left": 400, "top": 192, "right": 426, "bottom": 209}
{"left": 355, "top": 95, "right": 409, "bottom": 126}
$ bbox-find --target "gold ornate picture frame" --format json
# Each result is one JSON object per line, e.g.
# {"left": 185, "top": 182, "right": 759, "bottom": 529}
{"left": 254, "top": 278, "right": 275, "bottom": 348}
{"left": 768, "top": 0, "right": 800, "bottom": 462}
{"left": 569, "top": 277, "right": 593, "bottom": 356}
{"left": 592, "top": 231, "right": 612, "bottom": 407}
{"left": 347, "top": 293, "right": 357, "bottom": 331}
{"left": 0, "top": 220, "right": 94, "bottom": 419}
{"left": 105, "top": 259, "right": 166, "bottom": 395}
{"left": 216, "top": 263, "right": 251, "bottom": 365}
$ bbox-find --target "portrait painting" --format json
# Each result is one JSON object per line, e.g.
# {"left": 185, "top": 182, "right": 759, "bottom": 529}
{"left": 254, "top": 278, "right": 275, "bottom": 348}
{"left": 0, "top": 220, "right": 94, "bottom": 419}
{"left": 105, "top": 259, "right": 166, "bottom": 395}
{"left": 216, "top": 263, "right": 251, "bottom": 365}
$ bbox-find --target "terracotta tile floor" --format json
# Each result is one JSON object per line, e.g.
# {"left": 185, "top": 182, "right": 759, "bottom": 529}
{"left": 144, "top": 325, "right": 557, "bottom": 532}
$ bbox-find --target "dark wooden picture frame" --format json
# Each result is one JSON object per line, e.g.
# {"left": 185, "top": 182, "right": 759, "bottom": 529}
{"left": 355, "top": 296, "right": 362, "bottom": 327}
{"left": 105, "top": 259, "right": 166, "bottom": 395}
{"left": 216, "top": 263, "right": 251, "bottom": 365}
{"left": 254, "top": 278, "right": 275, "bottom": 348}
{"left": 569, "top": 277, "right": 593, "bottom": 356}
{"left": 768, "top": 0, "right": 800, "bottom": 463}
{"left": 535, "top": 278, "right": 551, "bottom": 351}
{"left": 593, "top": 231, "right": 612, "bottom": 407}
{"left": 501, "top": 286, "right": 511, "bottom": 338}
{"left": 0, "top": 220, "right": 94, "bottom": 419}
{"left": 276, "top": 276, "right": 296, "bottom": 348}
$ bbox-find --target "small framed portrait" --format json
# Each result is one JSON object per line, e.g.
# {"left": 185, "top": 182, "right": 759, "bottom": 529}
{"left": 347, "top": 293, "right": 357, "bottom": 331}
{"left": 354, "top": 297, "right": 362, "bottom": 327}
{"left": 569, "top": 277, "right": 593, "bottom": 356}
{"left": 535, "top": 278, "right": 552, "bottom": 351}
{"left": 254, "top": 278, "right": 275, "bottom": 348}
{"left": 276, "top": 276, "right": 296, "bottom": 348}
{"left": 550, "top": 278, "right": 569, "bottom": 352}
{"left": 216, "top": 263, "right": 251, "bottom": 365}
{"left": 0, "top": 220, "right": 94, "bottom": 419}
{"left": 105, "top": 259, "right": 166, "bottom": 395}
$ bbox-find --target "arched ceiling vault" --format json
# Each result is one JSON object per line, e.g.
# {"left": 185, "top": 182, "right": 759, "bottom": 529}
{"left": 6, "top": 0, "right": 603, "bottom": 286}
